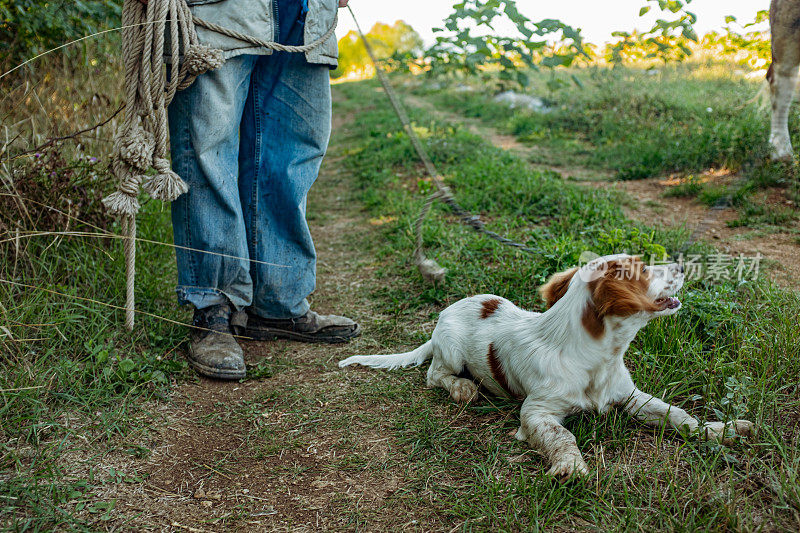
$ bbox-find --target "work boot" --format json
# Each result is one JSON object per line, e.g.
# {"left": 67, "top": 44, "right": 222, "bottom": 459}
{"left": 245, "top": 309, "right": 360, "bottom": 344}
{"left": 187, "top": 303, "right": 246, "bottom": 380}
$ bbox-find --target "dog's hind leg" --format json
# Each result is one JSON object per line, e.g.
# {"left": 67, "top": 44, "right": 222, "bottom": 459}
{"left": 426, "top": 358, "right": 478, "bottom": 403}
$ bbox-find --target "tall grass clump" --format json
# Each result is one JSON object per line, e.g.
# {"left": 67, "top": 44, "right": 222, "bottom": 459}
{"left": 420, "top": 63, "right": 781, "bottom": 181}
{"left": 1, "top": 41, "right": 189, "bottom": 528}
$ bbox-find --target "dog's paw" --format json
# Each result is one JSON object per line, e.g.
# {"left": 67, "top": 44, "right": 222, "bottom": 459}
{"left": 546, "top": 454, "right": 588, "bottom": 481}
{"left": 449, "top": 379, "right": 478, "bottom": 403}
{"left": 700, "top": 419, "right": 754, "bottom": 444}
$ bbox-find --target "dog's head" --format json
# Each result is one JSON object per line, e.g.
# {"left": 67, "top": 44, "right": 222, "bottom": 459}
{"left": 540, "top": 254, "right": 684, "bottom": 338}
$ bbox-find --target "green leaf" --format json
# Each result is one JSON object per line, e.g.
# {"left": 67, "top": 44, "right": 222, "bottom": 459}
{"left": 118, "top": 359, "right": 135, "bottom": 374}
{"left": 639, "top": 6, "right": 651, "bottom": 17}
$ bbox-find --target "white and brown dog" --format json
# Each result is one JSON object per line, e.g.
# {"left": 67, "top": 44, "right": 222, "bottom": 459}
{"left": 340, "top": 254, "right": 753, "bottom": 478}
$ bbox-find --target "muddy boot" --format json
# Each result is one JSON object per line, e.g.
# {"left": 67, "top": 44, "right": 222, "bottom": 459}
{"left": 245, "top": 310, "right": 360, "bottom": 344}
{"left": 187, "top": 303, "right": 246, "bottom": 380}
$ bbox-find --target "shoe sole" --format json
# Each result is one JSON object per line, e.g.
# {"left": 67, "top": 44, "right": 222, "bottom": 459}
{"left": 186, "top": 354, "right": 246, "bottom": 381}
{"left": 246, "top": 324, "right": 362, "bottom": 344}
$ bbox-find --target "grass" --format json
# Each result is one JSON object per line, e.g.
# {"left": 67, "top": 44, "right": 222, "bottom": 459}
{"left": 0, "top": 198, "right": 192, "bottom": 529}
{"left": 331, "top": 77, "right": 800, "bottom": 530}
{"left": 412, "top": 62, "right": 800, "bottom": 230}
{"left": 2, "top": 48, "right": 800, "bottom": 530}
{"left": 1, "top": 43, "right": 194, "bottom": 529}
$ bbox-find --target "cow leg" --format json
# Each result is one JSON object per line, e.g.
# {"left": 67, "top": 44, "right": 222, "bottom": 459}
{"left": 769, "top": 62, "right": 799, "bottom": 161}
{"left": 769, "top": 0, "right": 800, "bottom": 161}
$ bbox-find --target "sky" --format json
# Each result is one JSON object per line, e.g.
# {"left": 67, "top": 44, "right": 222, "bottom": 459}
{"left": 337, "top": 0, "right": 770, "bottom": 46}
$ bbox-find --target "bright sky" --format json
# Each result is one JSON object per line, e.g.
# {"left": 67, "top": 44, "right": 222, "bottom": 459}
{"left": 339, "top": 0, "right": 770, "bottom": 46}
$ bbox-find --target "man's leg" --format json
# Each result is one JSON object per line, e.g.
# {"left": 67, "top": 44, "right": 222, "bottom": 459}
{"left": 239, "top": 28, "right": 359, "bottom": 342}
{"left": 169, "top": 55, "right": 258, "bottom": 379}
{"left": 238, "top": 50, "right": 328, "bottom": 319}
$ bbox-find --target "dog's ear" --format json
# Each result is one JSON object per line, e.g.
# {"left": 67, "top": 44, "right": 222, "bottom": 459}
{"left": 539, "top": 267, "right": 578, "bottom": 308}
{"left": 590, "top": 260, "right": 659, "bottom": 317}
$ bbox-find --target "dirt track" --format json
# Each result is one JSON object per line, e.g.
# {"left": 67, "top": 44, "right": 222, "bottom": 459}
{"left": 64, "top": 95, "right": 431, "bottom": 531}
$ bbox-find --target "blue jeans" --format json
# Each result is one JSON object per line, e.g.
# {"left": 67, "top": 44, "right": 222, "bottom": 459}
{"left": 168, "top": 24, "right": 331, "bottom": 318}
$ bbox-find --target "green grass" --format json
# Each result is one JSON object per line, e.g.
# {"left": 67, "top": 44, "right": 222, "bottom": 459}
{"left": 332, "top": 77, "right": 800, "bottom": 530}
{"left": 412, "top": 62, "right": 800, "bottom": 228}
{"left": 1, "top": 193, "right": 191, "bottom": 529}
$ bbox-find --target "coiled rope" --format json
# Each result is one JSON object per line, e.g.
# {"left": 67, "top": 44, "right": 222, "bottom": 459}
{"left": 102, "top": 0, "right": 336, "bottom": 330}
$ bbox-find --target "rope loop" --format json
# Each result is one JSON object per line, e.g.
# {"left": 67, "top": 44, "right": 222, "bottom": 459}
{"left": 114, "top": 123, "right": 154, "bottom": 170}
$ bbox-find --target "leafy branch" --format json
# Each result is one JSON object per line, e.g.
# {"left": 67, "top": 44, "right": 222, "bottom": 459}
{"left": 423, "top": 0, "right": 588, "bottom": 89}
{"left": 607, "top": 0, "right": 698, "bottom": 65}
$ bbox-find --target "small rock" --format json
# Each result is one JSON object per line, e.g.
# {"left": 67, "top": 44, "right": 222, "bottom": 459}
{"left": 493, "top": 91, "right": 550, "bottom": 113}
{"left": 193, "top": 488, "right": 206, "bottom": 499}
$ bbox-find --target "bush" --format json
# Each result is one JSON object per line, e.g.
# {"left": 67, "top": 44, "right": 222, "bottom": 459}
{"left": 0, "top": 0, "right": 121, "bottom": 70}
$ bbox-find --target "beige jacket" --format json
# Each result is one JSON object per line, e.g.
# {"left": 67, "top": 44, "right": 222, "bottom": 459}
{"left": 186, "top": 0, "right": 339, "bottom": 66}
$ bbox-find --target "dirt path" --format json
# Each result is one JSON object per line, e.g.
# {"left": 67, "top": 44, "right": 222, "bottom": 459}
{"left": 404, "top": 94, "right": 800, "bottom": 290}
{"left": 70, "top": 91, "right": 438, "bottom": 531}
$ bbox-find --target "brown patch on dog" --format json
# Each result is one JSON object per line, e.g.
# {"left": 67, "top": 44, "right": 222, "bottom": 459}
{"left": 581, "top": 303, "right": 605, "bottom": 339}
{"left": 487, "top": 343, "right": 523, "bottom": 399}
{"left": 480, "top": 298, "right": 502, "bottom": 319}
{"left": 588, "top": 257, "right": 660, "bottom": 322}
{"left": 539, "top": 267, "right": 579, "bottom": 308}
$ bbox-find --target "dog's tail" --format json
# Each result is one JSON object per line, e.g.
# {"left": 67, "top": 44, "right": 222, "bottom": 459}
{"left": 338, "top": 340, "right": 434, "bottom": 370}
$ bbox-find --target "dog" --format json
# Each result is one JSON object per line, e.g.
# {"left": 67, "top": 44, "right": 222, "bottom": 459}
{"left": 339, "top": 254, "right": 753, "bottom": 478}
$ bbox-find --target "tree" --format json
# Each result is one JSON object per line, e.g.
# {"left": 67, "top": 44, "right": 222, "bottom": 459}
{"left": 606, "top": 0, "right": 698, "bottom": 65}
{"left": 331, "top": 20, "right": 423, "bottom": 79}
{"left": 425, "top": 0, "right": 703, "bottom": 88}
{"left": 423, "top": 0, "right": 589, "bottom": 89}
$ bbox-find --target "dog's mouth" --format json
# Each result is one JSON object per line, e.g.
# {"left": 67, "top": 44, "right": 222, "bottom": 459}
{"left": 655, "top": 296, "right": 681, "bottom": 310}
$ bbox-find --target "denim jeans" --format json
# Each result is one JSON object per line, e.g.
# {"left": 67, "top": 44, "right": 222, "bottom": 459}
{"left": 167, "top": 6, "right": 331, "bottom": 319}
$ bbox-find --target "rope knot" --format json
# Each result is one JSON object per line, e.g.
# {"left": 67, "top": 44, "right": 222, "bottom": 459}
{"left": 415, "top": 256, "right": 447, "bottom": 284}
{"left": 184, "top": 45, "right": 225, "bottom": 76}
{"left": 102, "top": 191, "right": 141, "bottom": 217}
{"left": 143, "top": 158, "right": 189, "bottom": 202}
{"left": 464, "top": 215, "right": 484, "bottom": 230}
{"left": 114, "top": 124, "right": 154, "bottom": 171}
{"left": 102, "top": 159, "right": 147, "bottom": 216}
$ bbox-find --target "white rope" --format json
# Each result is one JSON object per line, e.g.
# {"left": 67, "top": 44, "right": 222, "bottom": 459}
{"left": 102, "top": 0, "right": 336, "bottom": 330}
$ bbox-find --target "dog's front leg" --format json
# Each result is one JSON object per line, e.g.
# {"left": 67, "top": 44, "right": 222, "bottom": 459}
{"left": 517, "top": 398, "right": 588, "bottom": 479}
{"left": 622, "top": 388, "right": 753, "bottom": 444}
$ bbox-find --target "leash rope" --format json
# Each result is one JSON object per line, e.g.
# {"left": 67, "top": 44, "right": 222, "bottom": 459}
{"left": 102, "top": 0, "right": 336, "bottom": 330}
{"left": 346, "top": 6, "right": 538, "bottom": 284}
